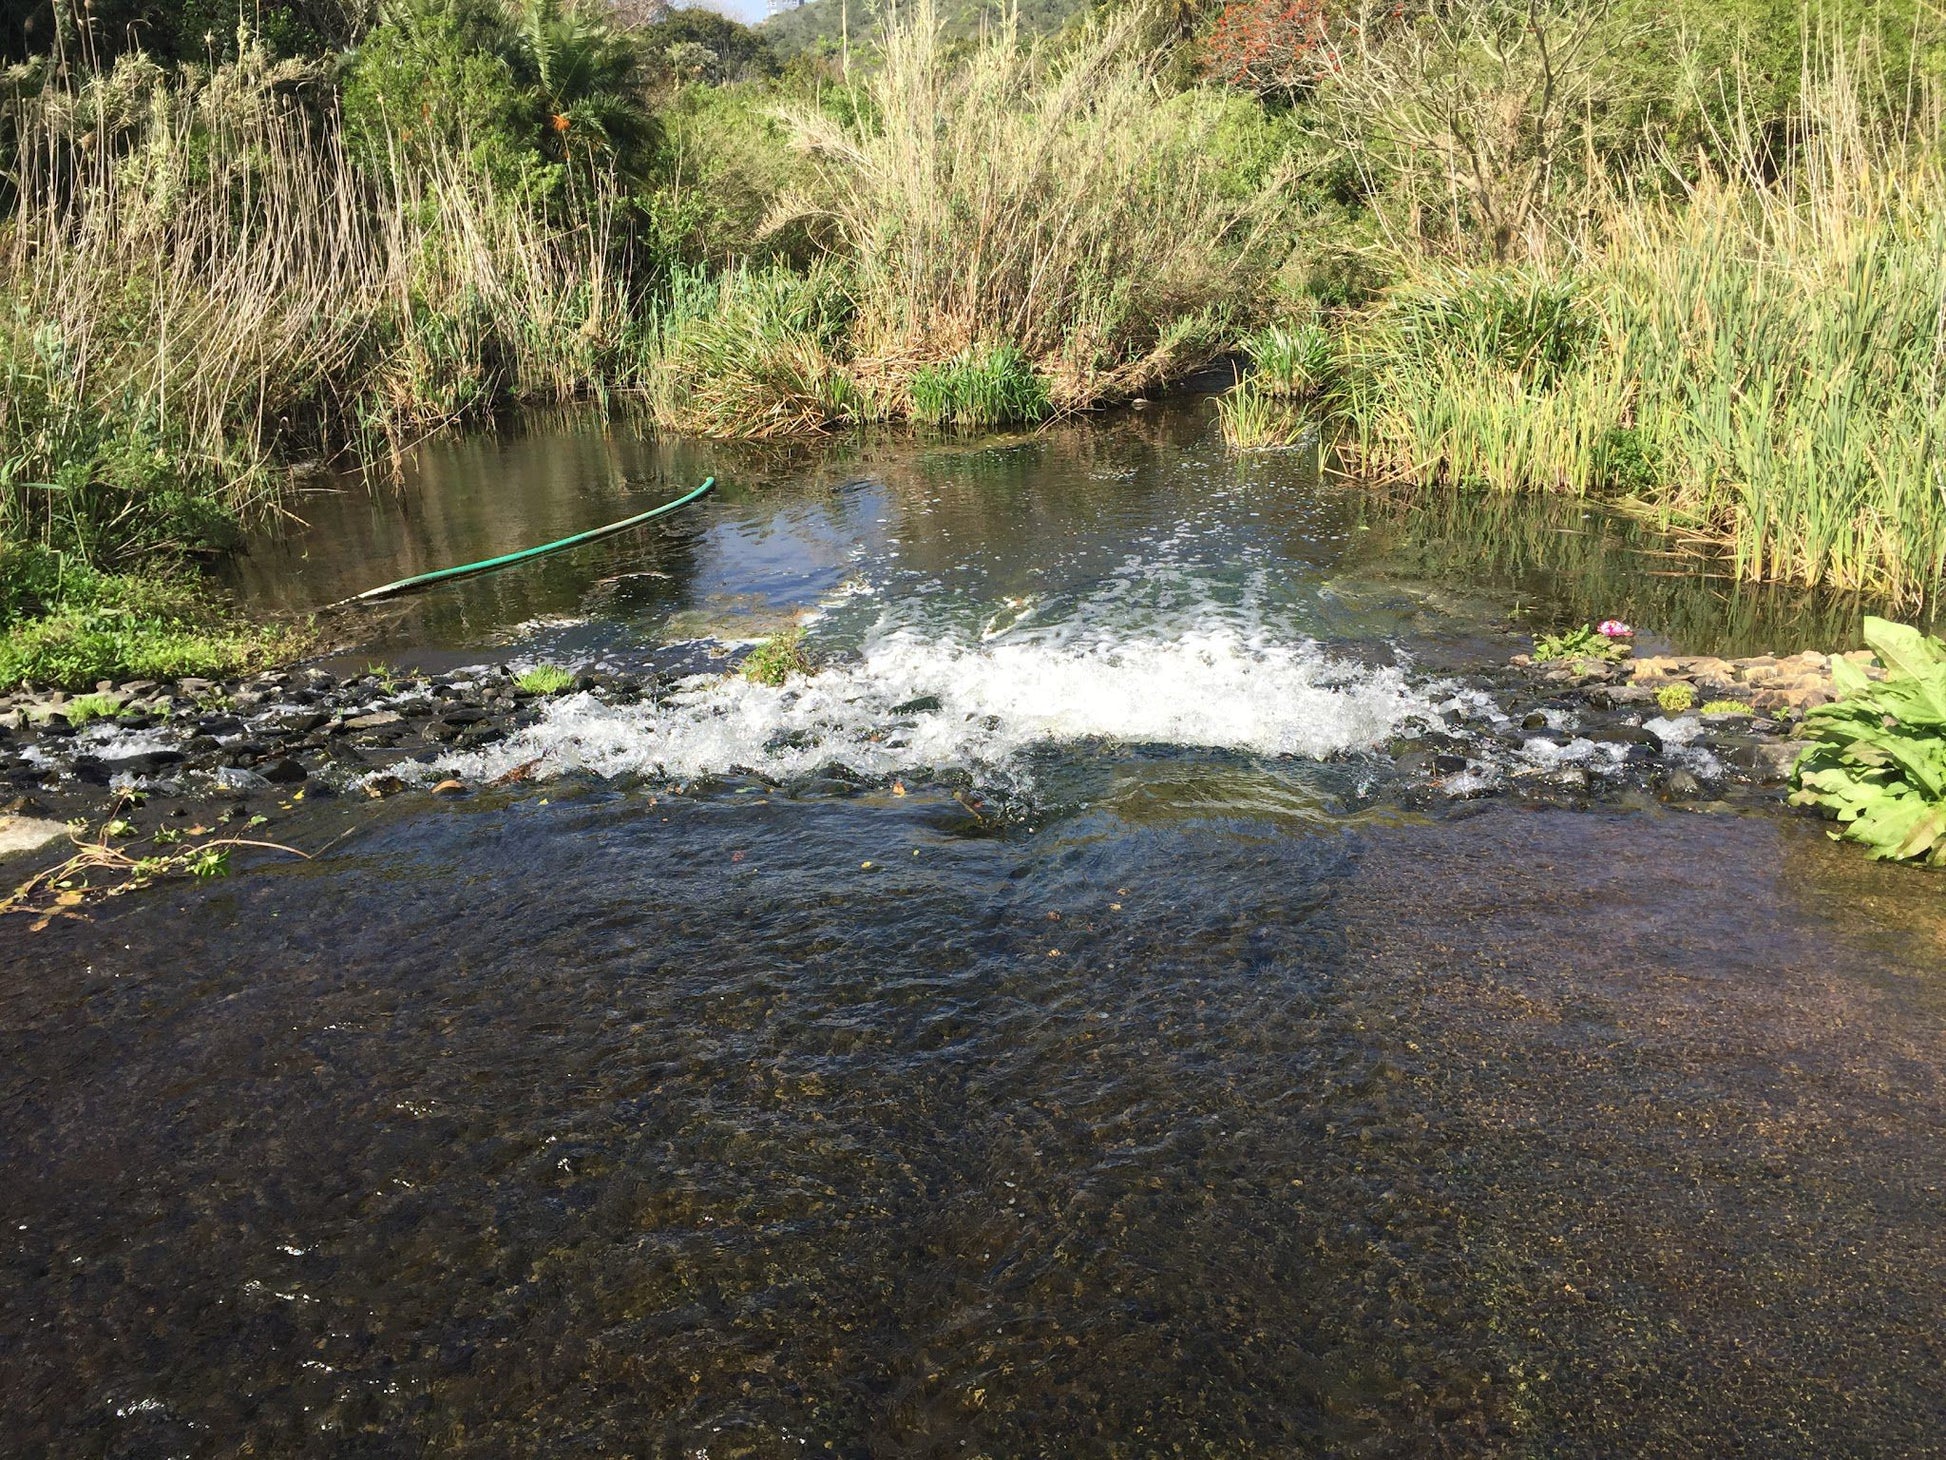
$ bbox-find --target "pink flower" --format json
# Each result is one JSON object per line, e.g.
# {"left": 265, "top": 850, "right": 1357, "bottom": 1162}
{"left": 1597, "top": 620, "right": 1634, "bottom": 639}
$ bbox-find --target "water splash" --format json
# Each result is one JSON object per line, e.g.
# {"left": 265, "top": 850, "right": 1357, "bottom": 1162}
{"left": 431, "top": 623, "right": 1438, "bottom": 790}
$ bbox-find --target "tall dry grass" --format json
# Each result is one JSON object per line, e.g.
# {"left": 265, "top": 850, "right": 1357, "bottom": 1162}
{"left": 0, "top": 45, "right": 641, "bottom": 558}
{"left": 767, "top": 0, "right": 1290, "bottom": 411}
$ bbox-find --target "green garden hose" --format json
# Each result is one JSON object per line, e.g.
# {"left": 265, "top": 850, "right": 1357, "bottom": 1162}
{"left": 334, "top": 476, "right": 715, "bottom": 606}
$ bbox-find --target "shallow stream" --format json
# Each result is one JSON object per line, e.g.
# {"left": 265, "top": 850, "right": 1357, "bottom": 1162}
{"left": 5, "top": 402, "right": 1944, "bottom": 1455}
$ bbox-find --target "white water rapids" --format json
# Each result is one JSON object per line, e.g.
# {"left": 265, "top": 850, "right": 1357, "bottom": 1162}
{"left": 426, "top": 618, "right": 1440, "bottom": 788}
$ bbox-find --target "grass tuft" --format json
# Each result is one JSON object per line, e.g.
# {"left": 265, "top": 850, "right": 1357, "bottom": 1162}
{"left": 1242, "top": 321, "right": 1338, "bottom": 401}
{"left": 514, "top": 664, "right": 577, "bottom": 695}
{"left": 909, "top": 344, "right": 1051, "bottom": 427}
{"left": 740, "top": 627, "right": 811, "bottom": 686}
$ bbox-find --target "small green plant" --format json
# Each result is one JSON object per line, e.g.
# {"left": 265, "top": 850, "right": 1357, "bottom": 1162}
{"left": 62, "top": 693, "right": 123, "bottom": 727}
{"left": 1243, "top": 322, "right": 1337, "bottom": 401}
{"left": 741, "top": 627, "right": 811, "bottom": 687}
{"left": 1531, "top": 624, "right": 1627, "bottom": 663}
{"left": 1790, "top": 617, "right": 1946, "bottom": 865}
{"left": 1655, "top": 682, "right": 1698, "bottom": 714}
{"left": 188, "top": 847, "right": 232, "bottom": 878}
{"left": 909, "top": 344, "right": 1051, "bottom": 428}
{"left": 1699, "top": 699, "right": 1751, "bottom": 716}
{"left": 515, "top": 664, "right": 576, "bottom": 694}
{"left": 1214, "top": 383, "right": 1309, "bottom": 451}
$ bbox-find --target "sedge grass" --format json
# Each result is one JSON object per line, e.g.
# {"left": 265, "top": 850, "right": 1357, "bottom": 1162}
{"left": 1340, "top": 58, "right": 1946, "bottom": 605}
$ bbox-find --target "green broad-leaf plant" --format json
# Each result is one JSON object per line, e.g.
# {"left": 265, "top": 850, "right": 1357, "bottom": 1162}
{"left": 1790, "top": 617, "right": 1946, "bottom": 865}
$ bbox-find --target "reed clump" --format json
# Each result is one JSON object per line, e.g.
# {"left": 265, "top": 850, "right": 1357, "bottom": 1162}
{"left": 1214, "top": 382, "right": 1310, "bottom": 451}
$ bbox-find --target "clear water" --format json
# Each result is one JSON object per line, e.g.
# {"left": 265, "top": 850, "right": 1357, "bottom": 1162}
{"left": 6, "top": 403, "right": 1945, "bottom": 1456}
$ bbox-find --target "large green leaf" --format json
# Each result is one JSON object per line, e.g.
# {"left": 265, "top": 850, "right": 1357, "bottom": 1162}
{"left": 1790, "top": 619, "right": 1946, "bottom": 868}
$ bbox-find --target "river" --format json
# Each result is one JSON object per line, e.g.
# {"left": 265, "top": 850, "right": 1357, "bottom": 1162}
{"left": 4, "top": 401, "right": 1943, "bottom": 1455}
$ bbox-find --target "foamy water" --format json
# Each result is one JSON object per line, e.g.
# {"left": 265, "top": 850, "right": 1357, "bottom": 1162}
{"left": 425, "top": 620, "right": 1439, "bottom": 789}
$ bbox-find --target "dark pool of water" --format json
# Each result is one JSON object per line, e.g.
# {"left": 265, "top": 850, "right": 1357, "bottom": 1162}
{"left": 7, "top": 404, "right": 1945, "bottom": 1456}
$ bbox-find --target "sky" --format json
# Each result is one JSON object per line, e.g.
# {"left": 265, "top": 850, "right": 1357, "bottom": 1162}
{"left": 680, "top": 0, "right": 777, "bottom": 26}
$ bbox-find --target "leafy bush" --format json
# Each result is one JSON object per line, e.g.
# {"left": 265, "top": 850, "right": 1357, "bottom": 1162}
{"left": 909, "top": 344, "right": 1051, "bottom": 427}
{"left": 341, "top": 0, "right": 657, "bottom": 198}
{"left": 0, "top": 545, "right": 299, "bottom": 691}
{"left": 1791, "top": 618, "right": 1946, "bottom": 865}
{"left": 61, "top": 693, "right": 124, "bottom": 726}
{"left": 1532, "top": 624, "right": 1627, "bottom": 662}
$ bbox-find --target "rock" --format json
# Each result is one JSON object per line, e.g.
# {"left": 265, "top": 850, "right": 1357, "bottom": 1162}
{"left": 276, "top": 710, "right": 330, "bottom": 735}
{"left": 259, "top": 758, "right": 309, "bottom": 785}
{"left": 1589, "top": 725, "right": 1663, "bottom": 753}
{"left": 1521, "top": 711, "right": 1549, "bottom": 730}
{"left": 430, "top": 779, "right": 467, "bottom": 795}
{"left": 345, "top": 711, "right": 402, "bottom": 730}
{"left": 1739, "top": 741, "right": 1801, "bottom": 782}
{"left": 365, "top": 775, "right": 406, "bottom": 798}
{"left": 177, "top": 677, "right": 216, "bottom": 697}
{"left": 1662, "top": 769, "right": 1703, "bottom": 798}
{"left": 1432, "top": 753, "right": 1469, "bottom": 774}
{"left": 0, "top": 816, "right": 68, "bottom": 859}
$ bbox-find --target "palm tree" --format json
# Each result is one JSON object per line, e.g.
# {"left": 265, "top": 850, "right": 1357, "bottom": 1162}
{"left": 502, "top": 0, "right": 658, "bottom": 181}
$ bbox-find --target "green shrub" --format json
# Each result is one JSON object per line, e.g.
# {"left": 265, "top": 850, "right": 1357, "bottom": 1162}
{"left": 60, "top": 692, "right": 123, "bottom": 726}
{"left": 1532, "top": 624, "right": 1627, "bottom": 662}
{"left": 0, "top": 555, "right": 299, "bottom": 692}
{"left": 1791, "top": 618, "right": 1946, "bottom": 864}
{"left": 341, "top": 0, "right": 657, "bottom": 200}
{"left": 909, "top": 344, "right": 1051, "bottom": 427}
{"left": 341, "top": 0, "right": 538, "bottom": 191}
{"left": 1699, "top": 698, "right": 1751, "bottom": 716}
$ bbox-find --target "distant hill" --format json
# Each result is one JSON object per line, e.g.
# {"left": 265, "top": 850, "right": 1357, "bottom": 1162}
{"left": 759, "top": 0, "right": 1088, "bottom": 57}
